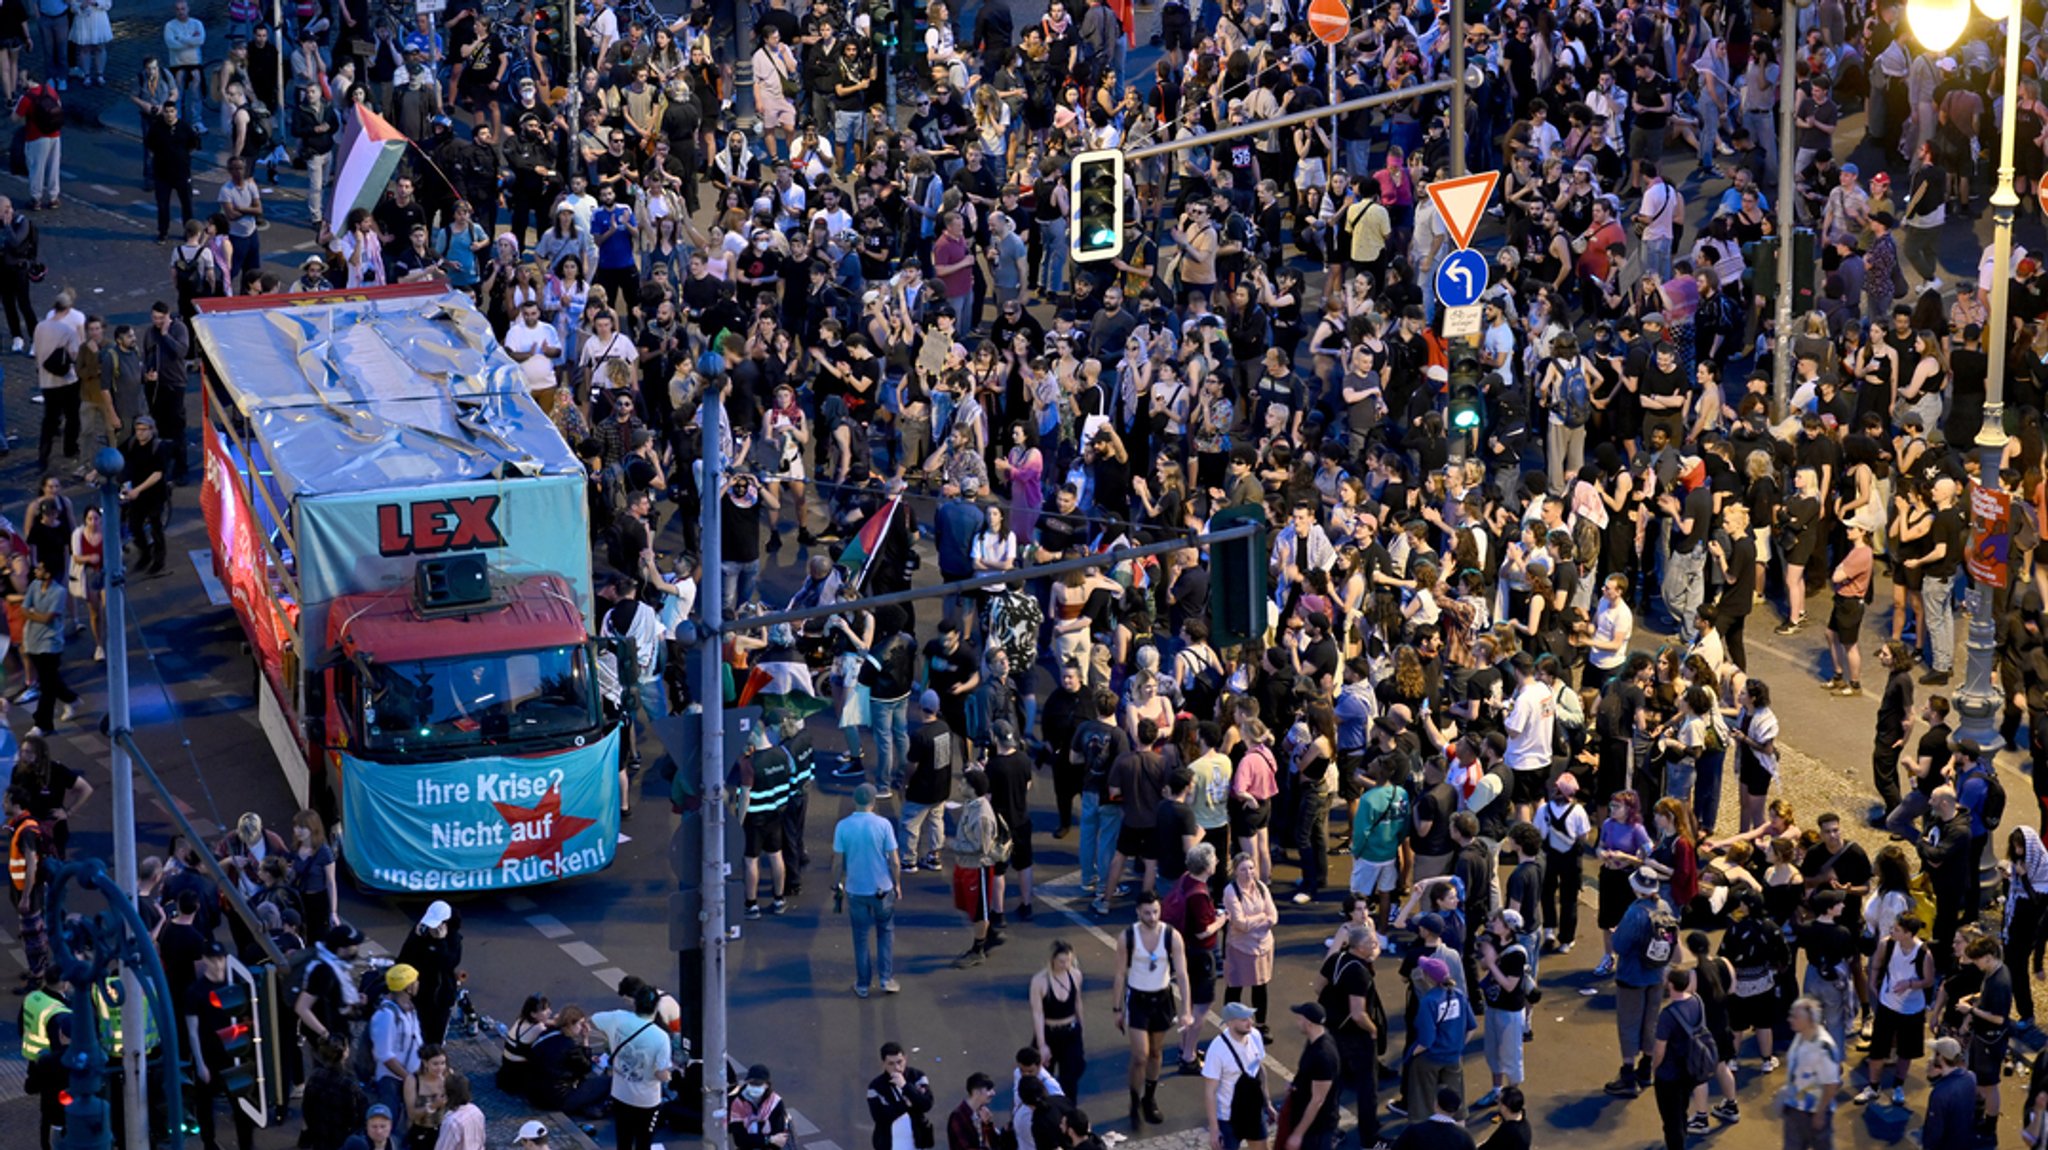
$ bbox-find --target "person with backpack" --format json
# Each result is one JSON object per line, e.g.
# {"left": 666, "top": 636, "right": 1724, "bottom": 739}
{"left": 948, "top": 767, "right": 1010, "bottom": 969}
{"left": 0, "top": 195, "right": 38, "bottom": 351}
{"left": 1649, "top": 967, "right": 1716, "bottom": 1150}
{"left": 591, "top": 985, "right": 674, "bottom": 1150}
{"left": 367, "top": 964, "right": 424, "bottom": 1144}
{"left": 1112, "top": 890, "right": 1193, "bottom": 1130}
{"left": 11, "top": 65, "right": 59, "bottom": 209}
{"left": 1604, "top": 867, "right": 1677, "bottom": 1099}
{"left": 1400, "top": 955, "right": 1476, "bottom": 1123}
{"left": 1539, "top": 333, "right": 1593, "bottom": 496}
{"left": 1856, "top": 911, "right": 1934, "bottom": 1108}
{"left": 1952, "top": 741, "right": 2004, "bottom": 925}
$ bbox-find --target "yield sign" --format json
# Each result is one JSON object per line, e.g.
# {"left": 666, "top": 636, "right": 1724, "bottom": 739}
{"left": 1306, "top": 0, "right": 1350, "bottom": 44}
{"left": 1426, "top": 170, "right": 1501, "bottom": 251}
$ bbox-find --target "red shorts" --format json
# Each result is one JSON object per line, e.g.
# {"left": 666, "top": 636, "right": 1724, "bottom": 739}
{"left": 952, "top": 865, "right": 994, "bottom": 923}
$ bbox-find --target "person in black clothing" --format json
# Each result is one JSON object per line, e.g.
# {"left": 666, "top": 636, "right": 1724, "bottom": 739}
{"left": 1708, "top": 503, "right": 1757, "bottom": 670}
{"left": 119, "top": 415, "right": 175, "bottom": 575}
{"left": 1039, "top": 661, "right": 1087, "bottom": 835}
{"left": 1918, "top": 786, "right": 1976, "bottom": 965}
{"left": 1316, "top": 923, "right": 1382, "bottom": 1147}
{"left": 1476, "top": 1085, "right": 1529, "bottom": 1150}
{"left": 1871, "top": 641, "right": 1916, "bottom": 822}
{"left": 397, "top": 900, "right": 463, "bottom": 1047}
{"left": 1649, "top": 967, "right": 1705, "bottom": 1150}
{"left": 1285, "top": 1003, "right": 1342, "bottom": 1150}
{"left": 866, "top": 1042, "right": 937, "bottom": 1150}
{"left": 984, "top": 720, "right": 1036, "bottom": 920}
{"left": 1391, "top": 1087, "right": 1478, "bottom": 1150}
{"left": 144, "top": 104, "right": 200, "bottom": 243}
{"left": 525, "top": 1006, "right": 610, "bottom": 1117}
{"left": 185, "top": 940, "right": 257, "bottom": 1150}
{"left": 1961, "top": 936, "right": 2014, "bottom": 1134}
{"left": 902, "top": 690, "right": 957, "bottom": 870}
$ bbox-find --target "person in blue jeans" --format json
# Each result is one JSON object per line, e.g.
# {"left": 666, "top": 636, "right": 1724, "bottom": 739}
{"left": 832, "top": 785, "right": 901, "bottom": 998}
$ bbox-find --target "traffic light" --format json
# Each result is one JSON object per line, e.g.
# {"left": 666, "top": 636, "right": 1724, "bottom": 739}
{"left": 1070, "top": 149, "right": 1124, "bottom": 263}
{"left": 214, "top": 957, "right": 273, "bottom": 1126}
{"left": 1448, "top": 358, "right": 1484, "bottom": 433}
{"left": 1208, "top": 502, "right": 1269, "bottom": 648}
{"left": 1739, "top": 230, "right": 1815, "bottom": 309}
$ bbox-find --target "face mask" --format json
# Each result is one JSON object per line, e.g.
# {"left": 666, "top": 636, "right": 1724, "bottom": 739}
{"left": 743, "top": 1085, "right": 767, "bottom": 1102}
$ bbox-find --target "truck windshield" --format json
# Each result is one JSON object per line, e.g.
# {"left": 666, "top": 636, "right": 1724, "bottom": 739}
{"left": 360, "top": 646, "right": 599, "bottom": 754}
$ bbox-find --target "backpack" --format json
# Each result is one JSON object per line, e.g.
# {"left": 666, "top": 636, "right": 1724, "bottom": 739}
{"left": 1677, "top": 999, "right": 1719, "bottom": 1081}
{"left": 240, "top": 99, "right": 274, "bottom": 159}
{"left": 1555, "top": 358, "right": 1592, "bottom": 429}
{"left": 596, "top": 461, "right": 631, "bottom": 532}
{"left": 278, "top": 946, "right": 325, "bottom": 1003}
{"left": 350, "top": 998, "right": 398, "bottom": 1085}
{"left": 1075, "top": 724, "right": 1119, "bottom": 792}
{"left": 1179, "top": 647, "right": 1225, "bottom": 721}
{"left": 173, "top": 245, "right": 223, "bottom": 300}
{"left": 27, "top": 88, "right": 60, "bottom": 135}
{"left": 1968, "top": 765, "right": 2007, "bottom": 831}
{"left": 1160, "top": 873, "right": 1197, "bottom": 933}
{"left": 1643, "top": 906, "right": 1679, "bottom": 965}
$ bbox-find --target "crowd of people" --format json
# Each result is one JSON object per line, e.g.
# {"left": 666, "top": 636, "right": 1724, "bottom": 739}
{"left": 16, "top": 0, "right": 2048, "bottom": 1142}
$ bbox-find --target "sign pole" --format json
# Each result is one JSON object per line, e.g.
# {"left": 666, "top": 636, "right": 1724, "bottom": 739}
{"left": 698, "top": 395, "right": 730, "bottom": 1150}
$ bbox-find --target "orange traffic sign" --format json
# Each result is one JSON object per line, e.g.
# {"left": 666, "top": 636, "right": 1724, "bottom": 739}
{"left": 1306, "top": 0, "right": 1350, "bottom": 45}
{"left": 1426, "top": 170, "right": 1501, "bottom": 251}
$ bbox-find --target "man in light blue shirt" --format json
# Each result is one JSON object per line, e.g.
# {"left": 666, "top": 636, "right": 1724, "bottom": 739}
{"left": 833, "top": 784, "right": 901, "bottom": 998}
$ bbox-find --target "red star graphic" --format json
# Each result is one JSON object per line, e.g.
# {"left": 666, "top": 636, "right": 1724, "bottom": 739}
{"left": 494, "top": 785, "right": 598, "bottom": 865}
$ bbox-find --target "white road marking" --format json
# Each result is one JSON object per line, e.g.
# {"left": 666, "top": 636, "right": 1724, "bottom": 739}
{"left": 526, "top": 913, "right": 574, "bottom": 939}
{"left": 90, "top": 183, "right": 117, "bottom": 197}
{"left": 558, "top": 940, "right": 608, "bottom": 967}
{"left": 591, "top": 966, "right": 629, "bottom": 990}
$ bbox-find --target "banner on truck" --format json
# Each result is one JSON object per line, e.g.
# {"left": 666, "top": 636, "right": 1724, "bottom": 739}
{"left": 296, "top": 473, "right": 594, "bottom": 660}
{"left": 341, "top": 729, "right": 622, "bottom": 892}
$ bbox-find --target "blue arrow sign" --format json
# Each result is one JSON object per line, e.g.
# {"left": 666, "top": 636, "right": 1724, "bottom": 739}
{"left": 1435, "top": 249, "right": 1488, "bottom": 309}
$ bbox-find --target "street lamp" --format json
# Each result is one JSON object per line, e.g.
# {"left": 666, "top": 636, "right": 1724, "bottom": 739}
{"left": 1904, "top": 0, "right": 2014, "bottom": 754}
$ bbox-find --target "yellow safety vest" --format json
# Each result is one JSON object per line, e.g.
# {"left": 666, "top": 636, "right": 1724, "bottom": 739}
{"left": 93, "top": 978, "right": 159, "bottom": 1057}
{"left": 20, "top": 987, "right": 69, "bottom": 1060}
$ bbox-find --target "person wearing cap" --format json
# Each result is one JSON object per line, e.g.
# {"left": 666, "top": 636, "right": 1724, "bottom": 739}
{"left": 901, "top": 687, "right": 957, "bottom": 873}
{"left": 834, "top": 784, "right": 902, "bottom": 997}
{"left": 1284, "top": 1003, "right": 1341, "bottom": 1150}
{"left": 1399, "top": 954, "right": 1474, "bottom": 1123}
{"left": 370, "top": 963, "right": 425, "bottom": 1136}
{"left": 397, "top": 899, "right": 462, "bottom": 1045}
{"left": 731, "top": 1063, "right": 791, "bottom": 1150}
{"left": 1202, "top": 1000, "right": 1273, "bottom": 1150}
{"left": 1603, "top": 868, "right": 1675, "bottom": 1097}
{"left": 512, "top": 1120, "right": 553, "bottom": 1149}
{"left": 338, "top": 1102, "right": 399, "bottom": 1150}
{"left": 1820, "top": 163, "right": 1870, "bottom": 249}
{"left": 1920, "top": 1033, "right": 1976, "bottom": 1149}
{"left": 185, "top": 938, "right": 258, "bottom": 1150}
{"left": 1533, "top": 774, "right": 1591, "bottom": 954}
{"left": 295, "top": 921, "right": 367, "bottom": 1054}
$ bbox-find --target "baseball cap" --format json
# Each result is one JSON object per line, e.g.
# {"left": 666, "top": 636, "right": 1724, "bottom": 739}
{"left": 1416, "top": 956, "right": 1451, "bottom": 984}
{"left": 1415, "top": 912, "right": 1447, "bottom": 938}
{"left": 1221, "top": 1002, "right": 1257, "bottom": 1022}
{"left": 419, "top": 900, "right": 453, "bottom": 930}
{"left": 515, "top": 1121, "right": 551, "bottom": 1142}
{"left": 919, "top": 688, "right": 943, "bottom": 713}
{"left": 1630, "top": 867, "right": 1662, "bottom": 895}
{"left": 1496, "top": 908, "right": 1525, "bottom": 933}
{"left": 201, "top": 939, "right": 228, "bottom": 957}
{"left": 1553, "top": 772, "right": 1580, "bottom": 797}
{"left": 1931, "top": 1036, "right": 1964, "bottom": 1063}
{"left": 1289, "top": 1002, "right": 1327, "bottom": 1025}
{"left": 385, "top": 963, "right": 421, "bottom": 992}
{"left": 367, "top": 1105, "right": 396, "bottom": 1122}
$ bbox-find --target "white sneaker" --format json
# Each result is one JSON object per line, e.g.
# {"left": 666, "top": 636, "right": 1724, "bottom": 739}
{"left": 58, "top": 703, "right": 77, "bottom": 724}
{"left": 92, "top": 645, "right": 103, "bottom": 661}
{"left": 1760, "top": 1056, "right": 1780, "bottom": 1072}
{"left": 25, "top": 726, "right": 44, "bottom": 737}
{"left": 10, "top": 337, "right": 20, "bottom": 352}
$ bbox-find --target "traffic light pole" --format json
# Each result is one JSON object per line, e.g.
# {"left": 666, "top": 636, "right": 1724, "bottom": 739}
{"left": 698, "top": 395, "right": 730, "bottom": 1150}
{"left": 1121, "top": 78, "right": 1456, "bottom": 162}
{"left": 94, "top": 446, "right": 147, "bottom": 1150}
{"left": 1449, "top": 0, "right": 1467, "bottom": 176}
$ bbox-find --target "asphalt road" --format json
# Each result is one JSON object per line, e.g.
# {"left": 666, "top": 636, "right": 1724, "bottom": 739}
{"left": 0, "top": 29, "right": 2041, "bottom": 1150}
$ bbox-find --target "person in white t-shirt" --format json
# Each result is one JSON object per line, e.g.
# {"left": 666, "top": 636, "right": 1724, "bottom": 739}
{"left": 503, "top": 298, "right": 563, "bottom": 393}
{"left": 1502, "top": 653, "right": 1557, "bottom": 822}
{"left": 1587, "top": 575, "right": 1634, "bottom": 683}
{"left": 1203, "top": 1001, "right": 1273, "bottom": 1148}
{"left": 590, "top": 987, "right": 672, "bottom": 1150}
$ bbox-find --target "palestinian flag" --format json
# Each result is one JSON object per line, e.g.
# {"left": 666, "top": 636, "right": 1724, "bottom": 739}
{"left": 837, "top": 496, "right": 902, "bottom": 594}
{"left": 735, "top": 664, "right": 830, "bottom": 720}
{"left": 329, "top": 106, "right": 408, "bottom": 230}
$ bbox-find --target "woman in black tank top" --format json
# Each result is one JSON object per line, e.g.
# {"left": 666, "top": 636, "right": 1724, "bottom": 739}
{"left": 1029, "top": 942, "right": 1087, "bottom": 1097}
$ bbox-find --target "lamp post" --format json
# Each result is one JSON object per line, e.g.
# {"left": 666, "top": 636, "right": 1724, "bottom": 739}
{"left": 1906, "top": 0, "right": 2012, "bottom": 753}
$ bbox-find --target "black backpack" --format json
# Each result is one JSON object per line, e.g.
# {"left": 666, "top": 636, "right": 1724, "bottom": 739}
{"left": 1968, "top": 765, "right": 2007, "bottom": 831}
{"left": 1075, "top": 723, "right": 1119, "bottom": 792}
{"left": 173, "top": 245, "right": 222, "bottom": 299}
